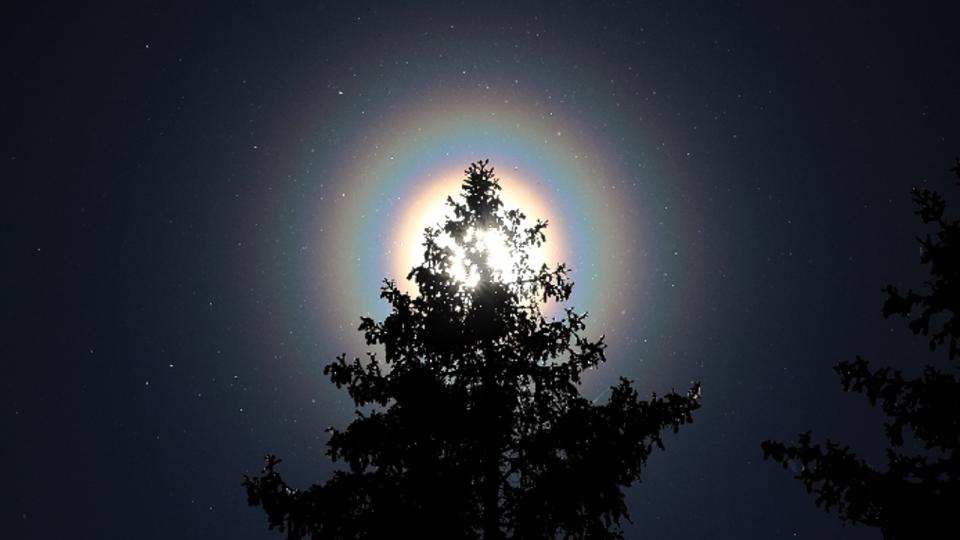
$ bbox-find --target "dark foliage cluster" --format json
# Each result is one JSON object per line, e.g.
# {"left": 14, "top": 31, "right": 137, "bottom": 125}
{"left": 245, "top": 161, "right": 701, "bottom": 539}
{"left": 762, "top": 159, "right": 960, "bottom": 539}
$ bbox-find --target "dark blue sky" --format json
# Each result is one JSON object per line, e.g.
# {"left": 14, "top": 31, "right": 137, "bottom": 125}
{"left": 5, "top": 2, "right": 960, "bottom": 538}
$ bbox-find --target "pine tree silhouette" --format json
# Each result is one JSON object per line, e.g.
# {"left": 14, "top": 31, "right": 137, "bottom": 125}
{"left": 762, "top": 158, "right": 960, "bottom": 539}
{"left": 245, "top": 160, "right": 702, "bottom": 539}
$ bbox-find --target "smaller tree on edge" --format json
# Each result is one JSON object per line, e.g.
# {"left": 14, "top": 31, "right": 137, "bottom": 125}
{"left": 762, "top": 158, "right": 960, "bottom": 539}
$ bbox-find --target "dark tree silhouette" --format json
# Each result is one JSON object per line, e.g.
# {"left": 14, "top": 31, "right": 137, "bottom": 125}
{"left": 245, "top": 160, "right": 702, "bottom": 539}
{"left": 762, "top": 159, "right": 960, "bottom": 539}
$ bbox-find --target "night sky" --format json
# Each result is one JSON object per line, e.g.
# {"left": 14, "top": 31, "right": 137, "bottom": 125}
{"left": 6, "top": 2, "right": 960, "bottom": 538}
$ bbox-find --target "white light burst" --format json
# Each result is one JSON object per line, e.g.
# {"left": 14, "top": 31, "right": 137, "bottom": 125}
{"left": 441, "top": 226, "right": 517, "bottom": 287}
{"left": 390, "top": 169, "right": 562, "bottom": 297}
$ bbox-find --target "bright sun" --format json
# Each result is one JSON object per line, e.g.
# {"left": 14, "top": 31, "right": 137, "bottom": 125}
{"left": 390, "top": 167, "right": 563, "bottom": 296}
{"left": 439, "top": 227, "right": 516, "bottom": 288}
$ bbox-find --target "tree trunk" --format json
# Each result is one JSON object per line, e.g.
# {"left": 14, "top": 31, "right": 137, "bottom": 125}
{"left": 481, "top": 368, "right": 503, "bottom": 540}
{"left": 482, "top": 448, "right": 502, "bottom": 539}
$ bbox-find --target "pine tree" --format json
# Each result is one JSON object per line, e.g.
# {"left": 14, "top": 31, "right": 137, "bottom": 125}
{"left": 762, "top": 158, "right": 960, "bottom": 539}
{"left": 245, "top": 160, "right": 702, "bottom": 539}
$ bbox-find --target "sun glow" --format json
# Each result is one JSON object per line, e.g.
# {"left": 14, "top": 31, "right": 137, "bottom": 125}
{"left": 441, "top": 227, "right": 517, "bottom": 287}
{"left": 391, "top": 167, "right": 564, "bottom": 296}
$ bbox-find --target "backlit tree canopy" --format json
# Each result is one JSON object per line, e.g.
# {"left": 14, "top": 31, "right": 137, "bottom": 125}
{"left": 245, "top": 160, "right": 702, "bottom": 539}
